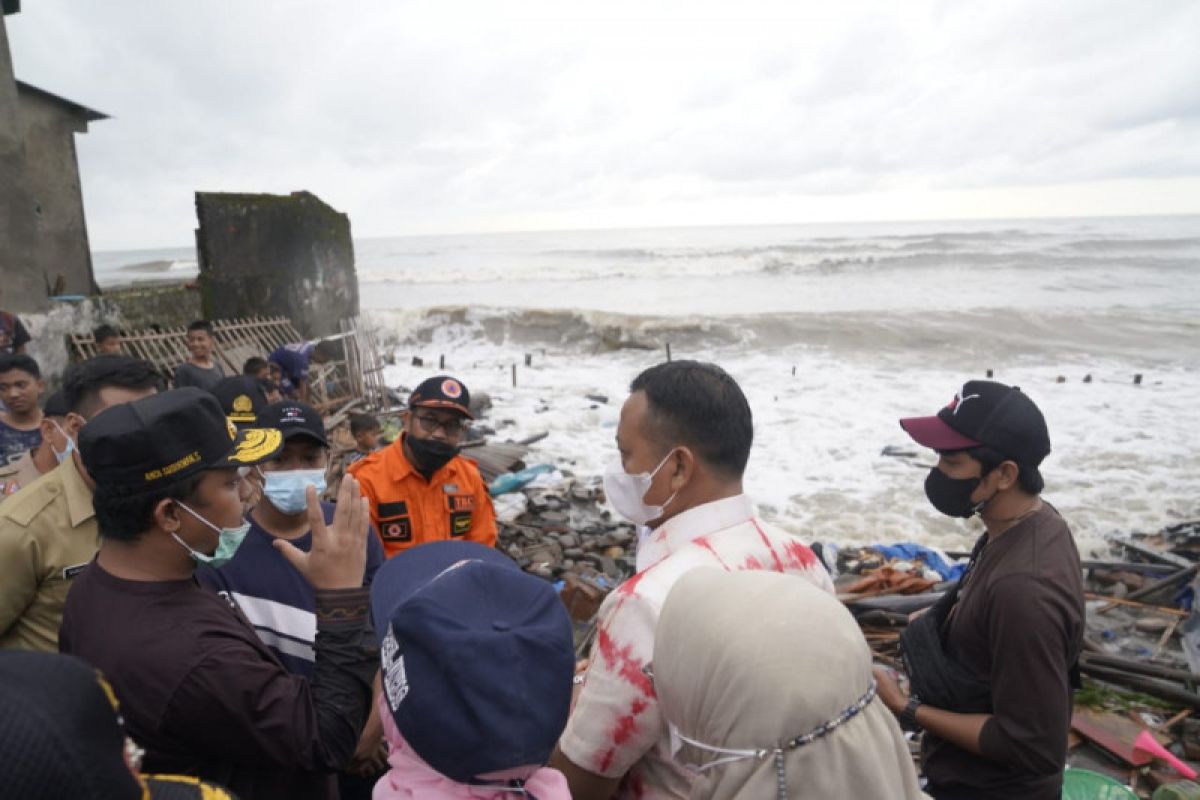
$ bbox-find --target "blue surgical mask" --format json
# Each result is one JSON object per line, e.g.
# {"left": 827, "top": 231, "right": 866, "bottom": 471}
{"left": 263, "top": 469, "right": 327, "bottom": 515}
{"left": 49, "top": 420, "right": 76, "bottom": 464}
{"left": 173, "top": 502, "right": 251, "bottom": 569}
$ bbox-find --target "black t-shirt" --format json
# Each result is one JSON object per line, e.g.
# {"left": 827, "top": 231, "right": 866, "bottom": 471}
{"left": 60, "top": 560, "right": 374, "bottom": 800}
{"left": 922, "top": 503, "right": 1085, "bottom": 800}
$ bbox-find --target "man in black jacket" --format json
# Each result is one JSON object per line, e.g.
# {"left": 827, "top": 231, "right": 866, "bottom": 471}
{"left": 60, "top": 388, "right": 378, "bottom": 800}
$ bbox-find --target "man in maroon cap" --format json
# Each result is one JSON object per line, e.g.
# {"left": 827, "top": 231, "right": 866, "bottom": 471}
{"left": 873, "top": 380, "right": 1084, "bottom": 800}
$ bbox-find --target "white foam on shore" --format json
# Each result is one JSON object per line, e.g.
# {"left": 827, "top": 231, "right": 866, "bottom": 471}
{"left": 377, "top": 319, "right": 1200, "bottom": 558}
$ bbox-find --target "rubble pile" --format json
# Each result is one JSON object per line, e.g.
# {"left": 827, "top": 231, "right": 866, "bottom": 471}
{"left": 494, "top": 476, "right": 636, "bottom": 622}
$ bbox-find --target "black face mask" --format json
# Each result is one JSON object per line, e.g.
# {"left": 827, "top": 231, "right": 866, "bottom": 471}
{"left": 924, "top": 467, "right": 988, "bottom": 518}
{"left": 406, "top": 435, "right": 460, "bottom": 475}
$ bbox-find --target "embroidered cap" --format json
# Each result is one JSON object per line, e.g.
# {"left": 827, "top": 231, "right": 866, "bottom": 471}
{"left": 210, "top": 375, "right": 269, "bottom": 427}
{"left": 408, "top": 375, "right": 473, "bottom": 419}
{"left": 80, "top": 387, "right": 283, "bottom": 491}
{"left": 369, "top": 541, "right": 574, "bottom": 782}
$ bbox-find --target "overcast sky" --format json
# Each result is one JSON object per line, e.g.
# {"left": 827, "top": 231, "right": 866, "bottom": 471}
{"left": 8, "top": 0, "right": 1200, "bottom": 250}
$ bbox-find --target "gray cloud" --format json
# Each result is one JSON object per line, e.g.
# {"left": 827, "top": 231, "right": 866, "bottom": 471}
{"left": 7, "top": 0, "right": 1199, "bottom": 249}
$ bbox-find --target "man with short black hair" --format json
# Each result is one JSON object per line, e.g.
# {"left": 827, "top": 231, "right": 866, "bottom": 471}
{"left": 93, "top": 324, "right": 122, "bottom": 355}
{"left": 0, "top": 355, "right": 162, "bottom": 651}
{"left": 173, "top": 320, "right": 225, "bottom": 391}
{"left": 0, "top": 391, "right": 71, "bottom": 500}
{"left": 348, "top": 376, "right": 496, "bottom": 559}
{"left": 874, "top": 381, "right": 1085, "bottom": 800}
{"left": 0, "top": 354, "right": 44, "bottom": 468}
{"left": 243, "top": 356, "right": 271, "bottom": 381}
{"left": 59, "top": 388, "right": 378, "bottom": 799}
{"left": 551, "top": 360, "right": 834, "bottom": 800}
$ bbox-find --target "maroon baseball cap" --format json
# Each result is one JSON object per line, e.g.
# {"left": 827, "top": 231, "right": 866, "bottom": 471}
{"left": 899, "top": 380, "right": 1051, "bottom": 466}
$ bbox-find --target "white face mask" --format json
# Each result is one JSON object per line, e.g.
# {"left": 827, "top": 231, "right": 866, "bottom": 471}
{"left": 603, "top": 450, "right": 678, "bottom": 526}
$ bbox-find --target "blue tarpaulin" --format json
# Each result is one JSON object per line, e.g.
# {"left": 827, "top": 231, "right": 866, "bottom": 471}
{"left": 870, "top": 543, "right": 968, "bottom": 581}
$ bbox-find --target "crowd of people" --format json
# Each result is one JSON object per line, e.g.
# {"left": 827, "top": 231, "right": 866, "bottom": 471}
{"left": 0, "top": 311, "right": 1086, "bottom": 800}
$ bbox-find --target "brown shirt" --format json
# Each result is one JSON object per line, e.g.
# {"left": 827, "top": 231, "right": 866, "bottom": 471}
{"left": 923, "top": 503, "right": 1085, "bottom": 800}
{"left": 60, "top": 562, "right": 377, "bottom": 800}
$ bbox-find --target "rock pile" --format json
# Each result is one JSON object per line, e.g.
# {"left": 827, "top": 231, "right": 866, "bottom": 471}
{"left": 495, "top": 475, "right": 637, "bottom": 624}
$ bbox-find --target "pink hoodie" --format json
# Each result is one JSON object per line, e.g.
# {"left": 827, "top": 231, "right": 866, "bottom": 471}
{"left": 372, "top": 694, "right": 572, "bottom": 800}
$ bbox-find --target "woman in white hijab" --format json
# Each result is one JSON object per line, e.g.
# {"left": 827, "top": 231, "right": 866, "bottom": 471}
{"left": 654, "top": 568, "right": 928, "bottom": 799}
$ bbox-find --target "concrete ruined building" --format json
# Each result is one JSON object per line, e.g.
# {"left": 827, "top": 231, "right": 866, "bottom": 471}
{"left": 195, "top": 191, "right": 360, "bottom": 339}
{"left": 0, "top": 1, "right": 106, "bottom": 312}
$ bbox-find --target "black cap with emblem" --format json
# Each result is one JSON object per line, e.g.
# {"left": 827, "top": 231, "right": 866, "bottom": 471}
{"left": 408, "top": 375, "right": 473, "bottom": 419}
{"left": 257, "top": 400, "right": 330, "bottom": 447}
{"left": 79, "top": 387, "right": 284, "bottom": 492}
{"left": 210, "top": 375, "right": 269, "bottom": 427}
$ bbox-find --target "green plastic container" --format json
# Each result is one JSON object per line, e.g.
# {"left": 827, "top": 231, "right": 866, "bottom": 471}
{"left": 1061, "top": 768, "right": 1138, "bottom": 800}
{"left": 1153, "top": 780, "right": 1200, "bottom": 800}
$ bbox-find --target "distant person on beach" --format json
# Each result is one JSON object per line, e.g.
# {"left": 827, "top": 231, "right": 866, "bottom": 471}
{"left": 199, "top": 399, "right": 387, "bottom": 797}
{"left": 93, "top": 324, "right": 123, "bottom": 355}
{"left": 0, "top": 391, "right": 70, "bottom": 500}
{"left": 347, "top": 413, "right": 384, "bottom": 465}
{"left": 368, "top": 540, "right": 574, "bottom": 800}
{"left": 348, "top": 376, "right": 496, "bottom": 559}
{"left": 0, "top": 355, "right": 160, "bottom": 652}
{"left": 244, "top": 356, "right": 271, "bottom": 382}
{"left": 550, "top": 360, "right": 834, "bottom": 800}
{"left": 173, "top": 320, "right": 225, "bottom": 391}
{"left": 0, "top": 354, "right": 44, "bottom": 468}
{"left": 0, "top": 309, "right": 30, "bottom": 356}
{"left": 875, "top": 381, "right": 1084, "bottom": 800}
{"left": 268, "top": 340, "right": 339, "bottom": 403}
{"left": 654, "top": 569, "right": 926, "bottom": 800}
{"left": 59, "top": 389, "right": 378, "bottom": 800}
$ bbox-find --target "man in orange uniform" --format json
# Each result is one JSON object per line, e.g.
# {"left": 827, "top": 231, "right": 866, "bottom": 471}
{"left": 348, "top": 376, "right": 496, "bottom": 558}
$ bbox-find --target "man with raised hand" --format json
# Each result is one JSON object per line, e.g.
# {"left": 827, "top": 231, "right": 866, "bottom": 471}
{"left": 60, "top": 388, "right": 378, "bottom": 800}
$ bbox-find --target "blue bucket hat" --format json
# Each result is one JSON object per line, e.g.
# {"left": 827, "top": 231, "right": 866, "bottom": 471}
{"left": 369, "top": 541, "right": 574, "bottom": 783}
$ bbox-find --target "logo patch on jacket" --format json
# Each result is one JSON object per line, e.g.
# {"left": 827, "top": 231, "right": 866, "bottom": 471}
{"left": 378, "top": 501, "right": 413, "bottom": 543}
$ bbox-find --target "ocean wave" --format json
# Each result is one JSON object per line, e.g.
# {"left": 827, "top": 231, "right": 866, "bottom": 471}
{"left": 368, "top": 304, "right": 1200, "bottom": 365}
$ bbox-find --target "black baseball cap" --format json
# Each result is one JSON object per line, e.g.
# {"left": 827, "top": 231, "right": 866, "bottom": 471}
{"left": 80, "top": 388, "right": 283, "bottom": 492}
{"left": 0, "top": 651, "right": 237, "bottom": 799}
{"left": 210, "top": 375, "right": 269, "bottom": 427}
{"left": 899, "top": 380, "right": 1051, "bottom": 467}
{"left": 409, "top": 375, "right": 473, "bottom": 419}
{"left": 258, "top": 400, "right": 330, "bottom": 447}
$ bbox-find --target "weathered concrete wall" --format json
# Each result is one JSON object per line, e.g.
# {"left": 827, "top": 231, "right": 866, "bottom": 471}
{"left": 0, "top": 12, "right": 41, "bottom": 312}
{"left": 97, "top": 283, "right": 201, "bottom": 331}
{"left": 195, "top": 191, "right": 359, "bottom": 338}
{"left": 17, "top": 86, "right": 98, "bottom": 298}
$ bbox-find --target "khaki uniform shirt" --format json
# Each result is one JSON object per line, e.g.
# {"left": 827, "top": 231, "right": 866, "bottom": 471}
{"left": 0, "top": 456, "right": 98, "bottom": 652}
{"left": 0, "top": 451, "right": 43, "bottom": 502}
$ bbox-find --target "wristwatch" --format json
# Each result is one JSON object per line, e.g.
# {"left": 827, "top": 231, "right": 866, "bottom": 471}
{"left": 899, "top": 695, "right": 923, "bottom": 732}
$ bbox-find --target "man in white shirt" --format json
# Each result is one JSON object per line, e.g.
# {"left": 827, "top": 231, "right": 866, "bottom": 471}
{"left": 551, "top": 360, "right": 835, "bottom": 800}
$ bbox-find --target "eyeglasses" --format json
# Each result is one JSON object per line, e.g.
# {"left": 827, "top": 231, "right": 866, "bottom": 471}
{"left": 413, "top": 413, "right": 467, "bottom": 437}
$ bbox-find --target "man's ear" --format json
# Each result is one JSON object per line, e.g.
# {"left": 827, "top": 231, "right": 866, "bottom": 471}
{"left": 669, "top": 447, "right": 696, "bottom": 491}
{"left": 154, "top": 498, "right": 183, "bottom": 533}
{"left": 992, "top": 461, "right": 1020, "bottom": 492}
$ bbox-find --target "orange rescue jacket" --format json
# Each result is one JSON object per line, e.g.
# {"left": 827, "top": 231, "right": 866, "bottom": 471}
{"left": 347, "top": 435, "right": 497, "bottom": 558}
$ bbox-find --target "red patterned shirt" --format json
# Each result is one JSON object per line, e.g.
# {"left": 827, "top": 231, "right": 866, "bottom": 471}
{"left": 558, "top": 494, "right": 835, "bottom": 798}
